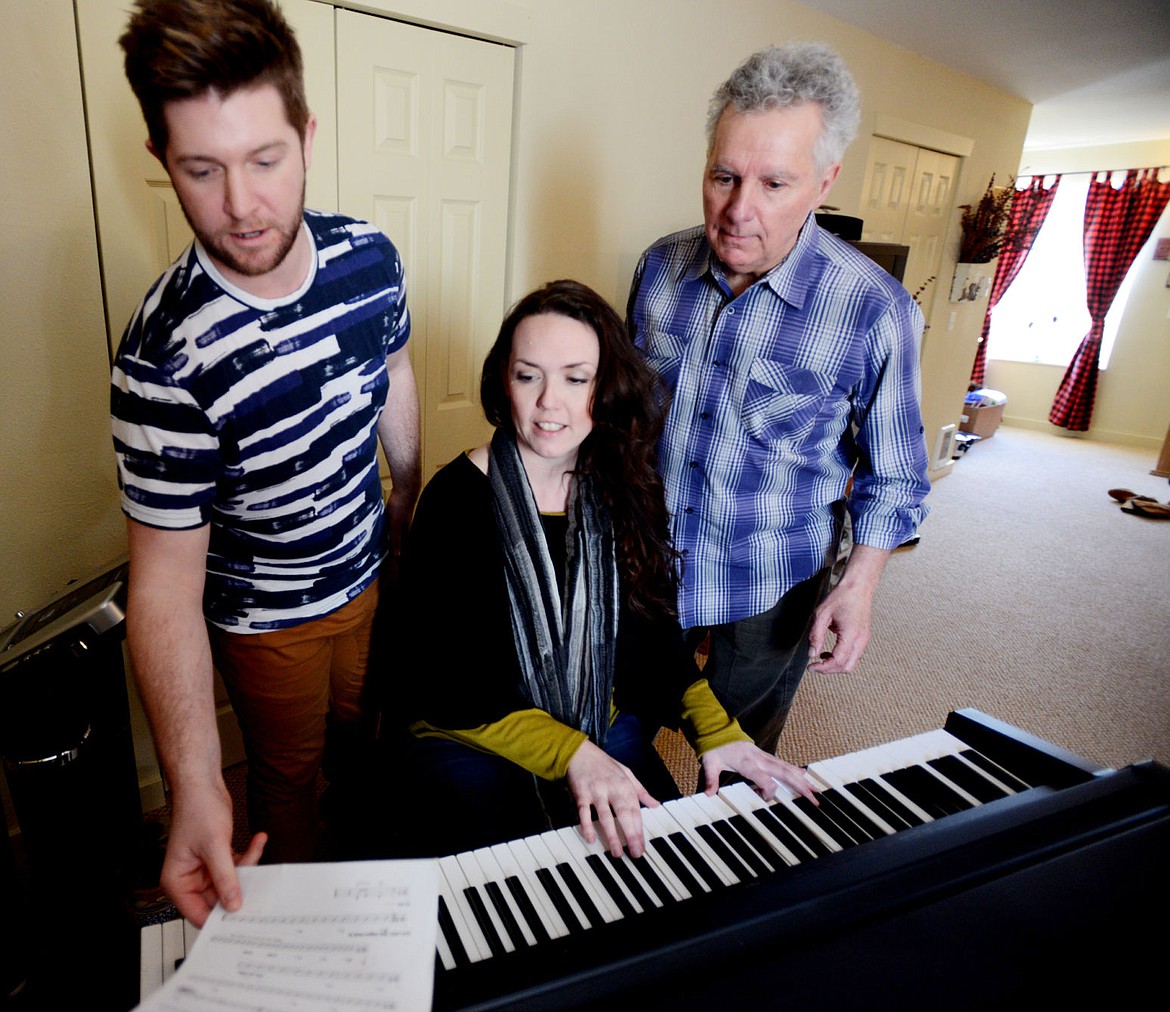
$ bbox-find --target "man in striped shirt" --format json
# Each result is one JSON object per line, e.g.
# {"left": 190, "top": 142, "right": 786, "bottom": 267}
{"left": 628, "top": 44, "right": 930, "bottom": 755}
{"left": 111, "top": 0, "right": 419, "bottom": 927}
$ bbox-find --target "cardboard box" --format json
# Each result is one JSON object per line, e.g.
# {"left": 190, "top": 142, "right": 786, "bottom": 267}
{"left": 959, "top": 401, "right": 1005, "bottom": 439}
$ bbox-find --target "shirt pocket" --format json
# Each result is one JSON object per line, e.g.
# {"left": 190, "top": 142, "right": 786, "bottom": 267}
{"left": 639, "top": 328, "right": 689, "bottom": 391}
{"left": 741, "top": 357, "right": 834, "bottom": 445}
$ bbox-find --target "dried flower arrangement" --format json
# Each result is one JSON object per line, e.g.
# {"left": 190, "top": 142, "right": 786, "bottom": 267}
{"left": 911, "top": 275, "right": 936, "bottom": 307}
{"left": 957, "top": 175, "right": 1014, "bottom": 263}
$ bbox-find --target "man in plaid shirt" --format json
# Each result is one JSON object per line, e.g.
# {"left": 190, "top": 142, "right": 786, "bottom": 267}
{"left": 628, "top": 44, "right": 930, "bottom": 754}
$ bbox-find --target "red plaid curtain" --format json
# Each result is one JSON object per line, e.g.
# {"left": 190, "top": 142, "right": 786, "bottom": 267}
{"left": 970, "top": 175, "right": 1061, "bottom": 385}
{"left": 1049, "top": 167, "right": 1170, "bottom": 431}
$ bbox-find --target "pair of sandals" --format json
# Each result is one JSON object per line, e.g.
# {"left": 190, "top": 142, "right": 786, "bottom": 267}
{"left": 1107, "top": 488, "right": 1170, "bottom": 519}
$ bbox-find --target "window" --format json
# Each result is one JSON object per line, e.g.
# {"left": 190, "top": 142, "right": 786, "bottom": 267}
{"left": 987, "top": 174, "right": 1136, "bottom": 369}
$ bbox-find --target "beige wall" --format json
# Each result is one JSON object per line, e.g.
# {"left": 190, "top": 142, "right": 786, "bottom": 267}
{"left": 984, "top": 139, "right": 1170, "bottom": 451}
{"left": 2, "top": 0, "right": 1038, "bottom": 815}
{"left": 0, "top": 1, "right": 127, "bottom": 624}
{"left": 498, "top": 1, "right": 1033, "bottom": 486}
{"left": 2, "top": 0, "right": 1037, "bottom": 624}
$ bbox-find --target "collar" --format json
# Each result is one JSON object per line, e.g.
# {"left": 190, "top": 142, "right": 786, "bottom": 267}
{"left": 681, "top": 214, "right": 824, "bottom": 310}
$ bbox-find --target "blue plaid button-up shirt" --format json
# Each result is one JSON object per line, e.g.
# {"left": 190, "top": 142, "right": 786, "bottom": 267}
{"left": 627, "top": 218, "right": 930, "bottom": 629}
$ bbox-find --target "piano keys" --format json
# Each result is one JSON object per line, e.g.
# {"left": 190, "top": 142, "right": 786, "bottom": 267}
{"left": 139, "top": 709, "right": 1170, "bottom": 1010}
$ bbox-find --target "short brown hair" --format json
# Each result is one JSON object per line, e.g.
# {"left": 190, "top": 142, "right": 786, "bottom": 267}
{"left": 120, "top": 0, "right": 309, "bottom": 156}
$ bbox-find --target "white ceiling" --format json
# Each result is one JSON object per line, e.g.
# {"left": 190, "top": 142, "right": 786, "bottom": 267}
{"left": 797, "top": 0, "right": 1170, "bottom": 152}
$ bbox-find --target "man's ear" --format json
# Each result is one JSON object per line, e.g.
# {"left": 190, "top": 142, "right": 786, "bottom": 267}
{"left": 146, "top": 138, "right": 165, "bottom": 165}
{"left": 302, "top": 112, "right": 318, "bottom": 172}
{"left": 817, "top": 162, "right": 842, "bottom": 204}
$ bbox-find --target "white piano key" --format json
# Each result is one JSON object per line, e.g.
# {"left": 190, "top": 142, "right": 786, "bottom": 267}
{"left": 438, "top": 856, "right": 491, "bottom": 962}
{"left": 814, "top": 749, "right": 937, "bottom": 825}
{"left": 805, "top": 765, "right": 899, "bottom": 837}
{"left": 492, "top": 839, "right": 571, "bottom": 940}
{"left": 139, "top": 921, "right": 162, "bottom": 1001}
{"left": 868, "top": 774, "right": 937, "bottom": 825}
{"left": 642, "top": 807, "right": 717, "bottom": 893}
{"left": 518, "top": 835, "right": 592, "bottom": 932}
{"left": 435, "top": 922, "right": 457, "bottom": 971}
{"left": 470, "top": 846, "right": 539, "bottom": 947}
{"left": 161, "top": 917, "right": 186, "bottom": 983}
{"left": 623, "top": 814, "right": 692, "bottom": 901}
{"left": 183, "top": 920, "right": 201, "bottom": 958}
{"left": 951, "top": 750, "right": 1021, "bottom": 796}
{"left": 716, "top": 782, "right": 808, "bottom": 865}
{"left": 570, "top": 825, "right": 665, "bottom": 912}
{"left": 688, "top": 791, "right": 778, "bottom": 874}
{"left": 455, "top": 849, "right": 517, "bottom": 954}
{"left": 552, "top": 826, "right": 636, "bottom": 920}
{"left": 762, "top": 781, "right": 845, "bottom": 855}
{"left": 660, "top": 796, "right": 742, "bottom": 885}
{"left": 919, "top": 763, "right": 985, "bottom": 807}
{"left": 544, "top": 828, "right": 620, "bottom": 924}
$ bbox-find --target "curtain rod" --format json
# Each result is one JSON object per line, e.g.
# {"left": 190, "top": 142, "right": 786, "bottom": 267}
{"left": 1015, "top": 165, "right": 1169, "bottom": 180}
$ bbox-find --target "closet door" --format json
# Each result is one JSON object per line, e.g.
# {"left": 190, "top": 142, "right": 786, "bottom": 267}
{"left": 859, "top": 136, "right": 959, "bottom": 321}
{"left": 76, "top": 0, "right": 337, "bottom": 359}
{"left": 336, "top": 12, "right": 515, "bottom": 478}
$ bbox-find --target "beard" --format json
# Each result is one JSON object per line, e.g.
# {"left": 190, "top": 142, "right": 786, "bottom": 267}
{"left": 182, "top": 179, "right": 306, "bottom": 280}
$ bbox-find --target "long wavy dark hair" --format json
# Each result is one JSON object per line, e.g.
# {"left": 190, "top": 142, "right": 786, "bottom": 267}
{"left": 481, "top": 280, "right": 679, "bottom": 620}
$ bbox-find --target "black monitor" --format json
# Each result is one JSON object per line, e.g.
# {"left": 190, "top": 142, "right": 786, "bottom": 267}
{"left": 847, "top": 241, "right": 910, "bottom": 283}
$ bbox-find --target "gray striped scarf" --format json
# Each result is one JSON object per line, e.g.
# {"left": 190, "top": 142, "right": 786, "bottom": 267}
{"left": 488, "top": 430, "right": 619, "bottom": 746}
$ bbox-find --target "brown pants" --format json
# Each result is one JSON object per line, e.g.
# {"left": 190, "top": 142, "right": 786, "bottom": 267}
{"left": 209, "top": 582, "right": 379, "bottom": 863}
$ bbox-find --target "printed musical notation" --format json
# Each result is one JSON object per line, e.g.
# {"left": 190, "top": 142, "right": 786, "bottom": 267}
{"left": 137, "top": 859, "right": 438, "bottom": 1011}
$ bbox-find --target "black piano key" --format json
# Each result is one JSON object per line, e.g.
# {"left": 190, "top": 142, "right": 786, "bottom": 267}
{"left": 819, "top": 788, "right": 885, "bottom": 840}
{"left": 883, "top": 765, "right": 973, "bottom": 817}
{"left": 536, "top": 866, "right": 588, "bottom": 933}
{"left": 555, "top": 862, "right": 607, "bottom": 929}
{"left": 793, "top": 795, "right": 861, "bottom": 848}
{"left": 649, "top": 836, "right": 705, "bottom": 896}
{"left": 586, "top": 854, "right": 639, "bottom": 918}
{"left": 763, "top": 802, "right": 834, "bottom": 858}
{"left": 484, "top": 880, "right": 531, "bottom": 950}
{"left": 668, "top": 832, "right": 726, "bottom": 891}
{"left": 437, "top": 894, "right": 472, "bottom": 969}
{"left": 748, "top": 805, "right": 814, "bottom": 860}
{"left": 623, "top": 854, "right": 677, "bottom": 906}
{"left": 960, "top": 748, "right": 1033, "bottom": 791}
{"left": 708, "top": 819, "right": 773, "bottom": 877}
{"left": 604, "top": 854, "right": 656, "bottom": 911}
{"left": 694, "top": 823, "right": 752, "bottom": 881}
{"left": 463, "top": 886, "right": 508, "bottom": 959}
{"left": 854, "top": 777, "right": 924, "bottom": 828}
{"left": 505, "top": 875, "right": 552, "bottom": 946}
{"left": 928, "top": 755, "right": 1010, "bottom": 803}
{"left": 727, "top": 813, "right": 790, "bottom": 870}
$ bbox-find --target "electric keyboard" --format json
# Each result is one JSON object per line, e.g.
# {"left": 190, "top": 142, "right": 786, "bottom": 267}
{"left": 139, "top": 709, "right": 1170, "bottom": 1010}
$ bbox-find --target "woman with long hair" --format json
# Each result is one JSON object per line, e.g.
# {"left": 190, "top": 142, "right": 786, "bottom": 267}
{"left": 394, "top": 280, "right": 815, "bottom": 857}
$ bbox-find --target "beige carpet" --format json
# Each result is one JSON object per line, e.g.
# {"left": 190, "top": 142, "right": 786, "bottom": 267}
{"left": 657, "top": 425, "right": 1170, "bottom": 791}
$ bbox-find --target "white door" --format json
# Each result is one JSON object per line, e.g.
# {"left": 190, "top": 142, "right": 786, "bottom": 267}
{"left": 859, "top": 136, "right": 960, "bottom": 319}
{"left": 76, "top": 0, "right": 338, "bottom": 358}
{"left": 336, "top": 12, "right": 514, "bottom": 478}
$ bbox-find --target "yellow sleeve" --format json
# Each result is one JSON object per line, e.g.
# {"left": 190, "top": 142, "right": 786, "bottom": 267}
{"left": 680, "top": 678, "right": 752, "bottom": 755}
{"left": 409, "top": 708, "right": 587, "bottom": 781}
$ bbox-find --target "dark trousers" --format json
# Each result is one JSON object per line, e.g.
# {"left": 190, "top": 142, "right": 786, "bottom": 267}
{"left": 690, "top": 568, "right": 832, "bottom": 756}
{"left": 397, "top": 714, "right": 681, "bottom": 857}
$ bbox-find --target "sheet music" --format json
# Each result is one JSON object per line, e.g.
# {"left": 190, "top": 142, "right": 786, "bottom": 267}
{"left": 137, "top": 859, "right": 438, "bottom": 1011}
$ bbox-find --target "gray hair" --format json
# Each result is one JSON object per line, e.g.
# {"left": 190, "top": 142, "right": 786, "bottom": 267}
{"left": 706, "top": 43, "right": 861, "bottom": 172}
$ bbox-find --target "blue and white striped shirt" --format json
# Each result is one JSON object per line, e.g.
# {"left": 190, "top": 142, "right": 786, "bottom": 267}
{"left": 628, "top": 218, "right": 930, "bottom": 629}
{"left": 111, "top": 211, "right": 410, "bottom": 632}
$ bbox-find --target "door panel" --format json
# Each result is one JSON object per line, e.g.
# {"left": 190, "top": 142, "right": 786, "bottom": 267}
{"left": 859, "top": 136, "right": 961, "bottom": 325}
{"left": 336, "top": 12, "right": 514, "bottom": 478}
{"left": 859, "top": 136, "right": 917, "bottom": 244}
{"left": 77, "top": 0, "right": 337, "bottom": 360}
